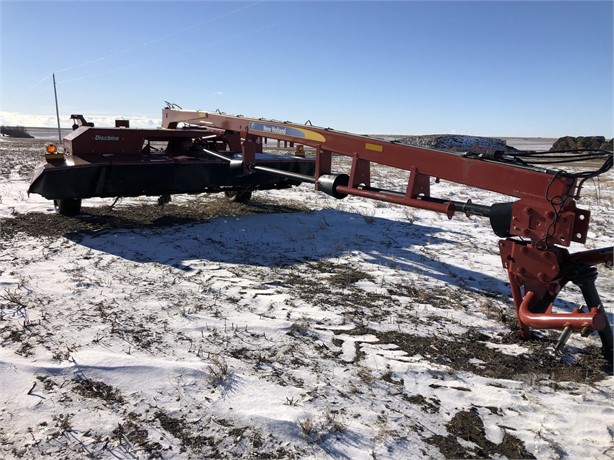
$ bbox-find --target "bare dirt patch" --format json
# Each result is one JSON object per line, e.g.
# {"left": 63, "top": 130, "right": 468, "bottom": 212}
{"left": 426, "top": 407, "right": 536, "bottom": 459}
{"left": 340, "top": 327, "right": 611, "bottom": 383}
{"left": 0, "top": 198, "right": 315, "bottom": 240}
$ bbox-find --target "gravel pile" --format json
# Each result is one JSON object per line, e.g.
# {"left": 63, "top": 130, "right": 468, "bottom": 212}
{"left": 397, "top": 134, "right": 518, "bottom": 152}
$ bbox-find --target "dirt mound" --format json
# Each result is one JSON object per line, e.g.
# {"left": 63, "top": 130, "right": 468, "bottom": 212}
{"left": 397, "top": 134, "right": 518, "bottom": 152}
{"left": 550, "top": 136, "right": 613, "bottom": 151}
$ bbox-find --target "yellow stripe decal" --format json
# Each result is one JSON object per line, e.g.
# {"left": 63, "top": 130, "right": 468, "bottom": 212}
{"left": 365, "top": 143, "right": 383, "bottom": 152}
{"left": 297, "top": 128, "right": 326, "bottom": 143}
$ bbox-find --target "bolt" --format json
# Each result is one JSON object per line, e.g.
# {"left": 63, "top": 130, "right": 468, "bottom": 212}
{"left": 548, "top": 283, "right": 560, "bottom": 295}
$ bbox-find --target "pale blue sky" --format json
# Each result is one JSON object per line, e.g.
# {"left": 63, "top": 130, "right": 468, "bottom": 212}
{"left": 1, "top": 0, "right": 612, "bottom": 136}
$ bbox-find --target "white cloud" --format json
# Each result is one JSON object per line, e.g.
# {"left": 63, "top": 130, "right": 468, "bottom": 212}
{"left": 0, "top": 111, "right": 161, "bottom": 129}
{"left": 0, "top": 112, "right": 59, "bottom": 128}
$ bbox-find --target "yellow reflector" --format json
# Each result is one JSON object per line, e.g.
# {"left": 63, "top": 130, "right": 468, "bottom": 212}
{"left": 365, "top": 143, "right": 383, "bottom": 152}
{"left": 46, "top": 144, "right": 58, "bottom": 154}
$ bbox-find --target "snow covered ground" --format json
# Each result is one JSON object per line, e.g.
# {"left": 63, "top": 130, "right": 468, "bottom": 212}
{"left": 0, "top": 135, "right": 612, "bottom": 459}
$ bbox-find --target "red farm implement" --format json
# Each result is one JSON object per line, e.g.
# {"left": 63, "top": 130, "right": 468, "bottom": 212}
{"left": 28, "top": 106, "right": 614, "bottom": 363}
{"left": 29, "top": 114, "right": 315, "bottom": 215}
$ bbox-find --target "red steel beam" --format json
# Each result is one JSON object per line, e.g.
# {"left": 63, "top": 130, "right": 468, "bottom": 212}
{"left": 162, "top": 109, "right": 577, "bottom": 203}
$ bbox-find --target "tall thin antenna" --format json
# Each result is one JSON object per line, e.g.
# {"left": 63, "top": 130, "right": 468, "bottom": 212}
{"left": 52, "top": 73, "right": 62, "bottom": 144}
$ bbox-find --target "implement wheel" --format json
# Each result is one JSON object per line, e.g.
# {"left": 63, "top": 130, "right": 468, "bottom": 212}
{"left": 224, "top": 190, "right": 252, "bottom": 204}
{"left": 54, "top": 198, "right": 82, "bottom": 216}
{"left": 599, "top": 306, "right": 613, "bottom": 366}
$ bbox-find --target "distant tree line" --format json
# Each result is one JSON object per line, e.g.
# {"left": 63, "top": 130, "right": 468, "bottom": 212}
{"left": 0, "top": 125, "right": 34, "bottom": 138}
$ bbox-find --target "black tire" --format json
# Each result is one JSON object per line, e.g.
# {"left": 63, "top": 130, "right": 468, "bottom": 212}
{"left": 54, "top": 198, "right": 82, "bottom": 216}
{"left": 224, "top": 190, "right": 252, "bottom": 204}
{"left": 599, "top": 306, "right": 613, "bottom": 366}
